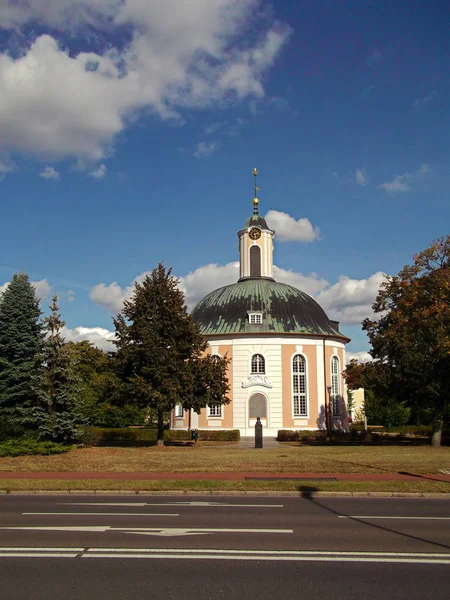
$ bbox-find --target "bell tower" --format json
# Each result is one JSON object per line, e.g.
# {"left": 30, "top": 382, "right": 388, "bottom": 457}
{"left": 237, "top": 169, "right": 275, "bottom": 281}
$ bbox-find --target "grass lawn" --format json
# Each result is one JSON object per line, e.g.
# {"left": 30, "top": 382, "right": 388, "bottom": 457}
{"left": 0, "top": 442, "right": 449, "bottom": 475}
{"left": 0, "top": 479, "right": 448, "bottom": 494}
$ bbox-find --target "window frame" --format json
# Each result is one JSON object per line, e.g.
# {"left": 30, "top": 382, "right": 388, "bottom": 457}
{"left": 251, "top": 353, "right": 265, "bottom": 374}
{"left": 292, "top": 353, "right": 308, "bottom": 418}
{"left": 331, "top": 355, "right": 341, "bottom": 416}
{"left": 174, "top": 403, "right": 184, "bottom": 418}
{"left": 248, "top": 312, "right": 263, "bottom": 325}
{"left": 207, "top": 404, "right": 222, "bottom": 418}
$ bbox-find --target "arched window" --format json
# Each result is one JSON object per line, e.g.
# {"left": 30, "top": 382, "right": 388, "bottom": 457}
{"left": 251, "top": 353, "right": 265, "bottom": 374}
{"left": 331, "top": 356, "right": 341, "bottom": 416}
{"left": 292, "top": 354, "right": 307, "bottom": 417}
{"left": 249, "top": 245, "right": 261, "bottom": 277}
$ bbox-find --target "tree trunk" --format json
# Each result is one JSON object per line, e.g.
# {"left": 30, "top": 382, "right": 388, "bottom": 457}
{"left": 156, "top": 408, "right": 165, "bottom": 446}
{"left": 431, "top": 414, "right": 443, "bottom": 447}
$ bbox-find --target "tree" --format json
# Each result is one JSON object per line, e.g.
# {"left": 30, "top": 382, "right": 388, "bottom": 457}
{"left": 343, "top": 359, "right": 411, "bottom": 427}
{"left": 113, "top": 264, "right": 230, "bottom": 444}
{"left": 37, "top": 296, "right": 86, "bottom": 442}
{"left": 0, "top": 273, "right": 45, "bottom": 437}
{"left": 363, "top": 236, "right": 450, "bottom": 446}
{"left": 67, "top": 341, "right": 145, "bottom": 427}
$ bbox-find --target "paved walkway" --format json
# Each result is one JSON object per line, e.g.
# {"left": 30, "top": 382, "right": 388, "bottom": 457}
{"left": 0, "top": 471, "right": 449, "bottom": 482}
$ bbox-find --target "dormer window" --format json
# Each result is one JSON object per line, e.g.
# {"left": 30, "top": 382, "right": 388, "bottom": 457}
{"left": 248, "top": 312, "right": 262, "bottom": 325}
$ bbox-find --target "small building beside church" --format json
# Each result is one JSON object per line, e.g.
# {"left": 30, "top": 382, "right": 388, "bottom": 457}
{"left": 171, "top": 172, "right": 350, "bottom": 436}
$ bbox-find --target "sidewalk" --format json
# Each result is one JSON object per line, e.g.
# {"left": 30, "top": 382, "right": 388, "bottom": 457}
{"left": 1, "top": 471, "right": 449, "bottom": 482}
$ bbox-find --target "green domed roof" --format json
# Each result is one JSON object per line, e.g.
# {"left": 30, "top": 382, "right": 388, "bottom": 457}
{"left": 242, "top": 214, "right": 273, "bottom": 231}
{"left": 192, "top": 278, "right": 344, "bottom": 338}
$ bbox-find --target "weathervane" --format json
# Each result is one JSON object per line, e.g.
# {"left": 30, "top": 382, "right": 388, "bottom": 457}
{"left": 252, "top": 168, "right": 260, "bottom": 214}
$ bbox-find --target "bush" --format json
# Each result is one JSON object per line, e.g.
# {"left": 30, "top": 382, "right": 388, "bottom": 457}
{"left": 0, "top": 440, "right": 71, "bottom": 457}
{"left": 277, "top": 430, "right": 326, "bottom": 442}
{"left": 196, "top": 429, "right": 240, "bottom": 442}
{"left": 165, "top": 430, "right": 240, "bottom": 442}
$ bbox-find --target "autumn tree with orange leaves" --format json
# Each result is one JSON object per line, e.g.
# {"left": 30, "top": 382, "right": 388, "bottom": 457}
{"left": 363, "top": 236, "right": 450, "bottom": 446}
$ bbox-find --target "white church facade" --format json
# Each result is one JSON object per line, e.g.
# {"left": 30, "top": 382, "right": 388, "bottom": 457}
{"left": 171, "top": 171, "right": 349, "bottom": 436}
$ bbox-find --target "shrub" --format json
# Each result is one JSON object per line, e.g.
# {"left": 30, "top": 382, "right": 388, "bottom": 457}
{"left": 277, "top": 430, "right": 326, "bottom": 442}
{"left": 164, "top": 429, "right": 240, "bottom": 442}
{"left": 0, "top": 440, "right": 71, "bottom": 457}
{"left": 196, "top": 430, "right": 240, "bottom": 441}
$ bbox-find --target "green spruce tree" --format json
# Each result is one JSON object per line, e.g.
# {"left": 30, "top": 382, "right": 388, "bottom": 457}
{"left": 113, "top": 264, "right": 230, "bottom": 444}
{"left": 0, "top": 273, "right": 46, "bottom": 438}
{"left": 38, "top": 296, "right": 85, "bottom": 442}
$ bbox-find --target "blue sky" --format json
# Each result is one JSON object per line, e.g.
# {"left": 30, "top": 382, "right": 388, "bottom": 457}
{"left": 0, "top": 1, "right": 449, "bottom": 358}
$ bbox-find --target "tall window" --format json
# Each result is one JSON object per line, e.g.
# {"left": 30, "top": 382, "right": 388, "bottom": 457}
{"left": 175, "top": 404, "right": 184, "bottom": 418}
{"left": 251, "top": 354, "right": 265, "bottom": 374}
{"left": 292, "top": 354, "right": 307, "bottom": 417}
{"left": 249, "top": 245, "right": 261, "bottom": 277}
{"left": 208, "top": 404, "right": 222, "bottom": 418}
{"left": 331, "top": 356, "right": 341, "bottom": 416}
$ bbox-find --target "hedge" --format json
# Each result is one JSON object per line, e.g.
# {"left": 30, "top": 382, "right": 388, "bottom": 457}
{"left": 277, "top": 430, "right": 327, "bottom": 442}
{"left": 82, "top": 427, "right": 240, "bottom": 445}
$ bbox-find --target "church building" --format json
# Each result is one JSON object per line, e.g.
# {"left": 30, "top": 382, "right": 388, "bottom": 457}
{"left": 171, "top": 170, "right": 350, "bottom": 436}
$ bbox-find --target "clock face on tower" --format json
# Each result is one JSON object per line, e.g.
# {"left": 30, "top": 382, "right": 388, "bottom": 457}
{"left": 249, "top": 227, "right": 261, "bottom": 240}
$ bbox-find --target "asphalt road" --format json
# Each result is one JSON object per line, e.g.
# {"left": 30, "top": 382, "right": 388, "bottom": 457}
{"left": 0, "top": 494, "right": 449, "bottom": 599}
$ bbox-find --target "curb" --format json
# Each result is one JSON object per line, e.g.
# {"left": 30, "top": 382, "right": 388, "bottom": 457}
{"left": 0, "top": 490, "right": 448, "bottom": 498}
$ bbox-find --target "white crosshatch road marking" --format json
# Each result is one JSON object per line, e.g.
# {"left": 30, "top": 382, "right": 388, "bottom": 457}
{"left": 0, "top": 526, "right": 293, "bottom": 537}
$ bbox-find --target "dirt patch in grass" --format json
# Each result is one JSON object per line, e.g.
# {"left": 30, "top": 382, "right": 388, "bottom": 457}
{"left": 1, "top": 443, "right": 449, "bottom": 475}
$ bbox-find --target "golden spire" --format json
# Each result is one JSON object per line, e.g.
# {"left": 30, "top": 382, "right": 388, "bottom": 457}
{"left": 252, "top": 167, "right": 259, "bottom": 214}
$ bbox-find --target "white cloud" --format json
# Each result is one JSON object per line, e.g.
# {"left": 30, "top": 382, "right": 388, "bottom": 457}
{"left": 91, "top": 261, "right": 384, "bottom": 325}
{"left": 379, "top": 163, "right": 430, "bottom": 194}
{"left": 89, "top": 164, "right": 107, "bottom": 178}
{"left": 178, "top": 262, "right": 239, "bottom": 309}
{"left": 355, "top": 168, "right": 368, "bottom": 187}
{"left": 32, "top": 279, "right": 52, "bottom": 300}
{"left": 316, "top": 272, "right": 386, "bottom": 325}
{"left": 0, "top": 1, "right": 291, "bottom": 162}
{"left": 89, "top": 280, "right": 131, "bottom": 314}
{"left": 379, "top": 173, "right": 412, "bottom": 194}
{"left": 0, "top": 157, "right": 16, "bottom": 180}
{"left": 62, "top": 325, "right": 116, "bottom": 352}
{"left": 417, "top": 163, "right": 430, "bottom": 174}
{"left": 265, "top": 210, "right": 320, "bottom": 242}
{"left": 346, "top": 351, "right": 373, "bottom": 364}
{"left": 193, "top": 141, "right": 218, "bottom": 159}
{"left": 412, "top": 90, "right": 437, "bottom": 109}
{"left": 40, "top": 165, "right": 60, "bottom": 180}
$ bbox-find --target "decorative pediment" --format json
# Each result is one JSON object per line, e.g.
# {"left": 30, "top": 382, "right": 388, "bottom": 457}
{"left": 241, "top": 375, "right": 273, "bottom": 389}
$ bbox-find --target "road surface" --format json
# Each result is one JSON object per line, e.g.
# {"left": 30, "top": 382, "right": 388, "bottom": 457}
{"left": 0, "top": 494, "right": 448, "bottom": 599}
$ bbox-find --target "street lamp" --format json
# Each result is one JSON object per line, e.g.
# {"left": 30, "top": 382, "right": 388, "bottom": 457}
{"left": 326, "top": 385, "right": 333, "bottom": 441}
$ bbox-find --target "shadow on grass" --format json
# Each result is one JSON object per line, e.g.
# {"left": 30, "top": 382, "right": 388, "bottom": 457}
{"left": 398, "top": 471, "right": 450, "bottom": 484}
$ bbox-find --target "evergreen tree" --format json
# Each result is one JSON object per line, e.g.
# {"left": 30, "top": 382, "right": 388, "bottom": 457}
{"left": 113, "top": 264, "right": 230, "bottom": 444}
{"left": 38, "top": 296, "right": 85, "bottom": 442}
{"left": 0, "top": 273, "right": 45, "bottom": 437}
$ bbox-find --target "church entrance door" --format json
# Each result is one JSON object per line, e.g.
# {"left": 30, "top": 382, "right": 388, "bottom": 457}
{"left": 248, "top": 393, "right": 268, "bottom": 428}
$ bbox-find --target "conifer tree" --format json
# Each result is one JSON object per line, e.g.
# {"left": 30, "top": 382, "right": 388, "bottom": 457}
{"left": 113, "top": 264, "right": 230, "bottom": 444}
{"left": 0, "top": 273, "right": 45, "bottom": 437}
{"left": 38, "top": 296, "right": 85, "bottom": 442}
